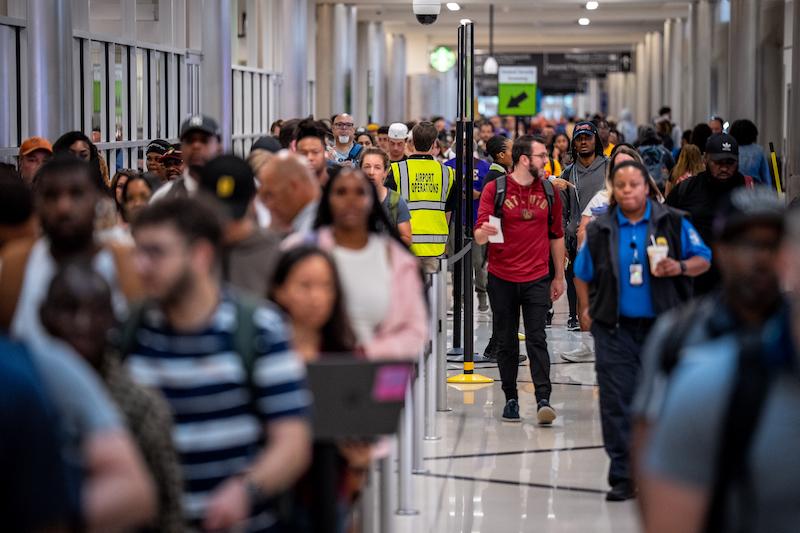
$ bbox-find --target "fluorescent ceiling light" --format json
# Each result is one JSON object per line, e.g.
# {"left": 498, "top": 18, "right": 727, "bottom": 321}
{"left": 460, "top": 18, "right": 472, "bottom": 25}
{"left": 586, "top": 1, "right": 599, "bottom": 10}
{"left": 578, "top": 17, "right": 591, "bottom": 26}
{"left": 446, "top": 2, "right": 461, "bottom": 11}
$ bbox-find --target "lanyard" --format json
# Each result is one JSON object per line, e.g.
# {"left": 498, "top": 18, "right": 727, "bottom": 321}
{"left": 630, "top": 235, "right": 640, "bottom": 264}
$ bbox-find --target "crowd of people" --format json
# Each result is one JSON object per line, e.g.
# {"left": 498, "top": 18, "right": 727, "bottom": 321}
{"left": 1, "top": 103, "right": 798, "bottom": 533}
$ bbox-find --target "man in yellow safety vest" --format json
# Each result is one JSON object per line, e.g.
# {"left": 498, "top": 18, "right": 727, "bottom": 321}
{"left": 386, "top": 122, "right": 456, "bottom": 271}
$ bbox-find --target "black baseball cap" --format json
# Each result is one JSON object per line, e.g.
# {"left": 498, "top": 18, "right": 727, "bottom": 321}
{"left": 573, "top": 121, "right": 598, "bottom": 139}
{"left": 713, "top": 186, "right": 785, "bottom": 242}
{"left": 705, "top": 133, "right": 739, "bottom": 161}
{"left": 250, "top": 136, "right": 282, "bottom": 154}
{"left": 180, "top": 114, "right": 221, "bottom": 141}
{"left": 198, "top": 155, "right": 255, "bottom": 220}
{"left": 145, "top": 139, "right": 172, "bottom": 155}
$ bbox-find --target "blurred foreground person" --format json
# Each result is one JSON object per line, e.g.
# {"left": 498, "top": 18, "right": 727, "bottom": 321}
{"left": 41, "top": 262, "right": 184, "bottom": 532}
{"left": 126, "top": 197, "right": 312, "bottom": 531}
{"left": 639, "top": 191, "right": 794, "bottom": 533}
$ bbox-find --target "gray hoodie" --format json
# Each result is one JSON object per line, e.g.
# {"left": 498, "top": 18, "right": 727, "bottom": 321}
{"left": 562, "top": 155, "right": 609, "bottom": 211}
{"left": 558, "top": 156, "right": 608, "bottom": 252}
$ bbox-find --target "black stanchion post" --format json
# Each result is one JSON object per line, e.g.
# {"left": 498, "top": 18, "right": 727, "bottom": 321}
{"left": 462, "top": 22, "right": 475, "bottom": 373}
{"left": 451, "top": 24, "right": 465, "bottom": 356}
{"left": 447, "top": 22, "right": 492, "bottom": 385}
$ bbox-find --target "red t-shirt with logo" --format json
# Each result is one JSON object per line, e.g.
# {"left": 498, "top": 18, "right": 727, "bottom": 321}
{"left": 475, "top": 176, "right": 564, "bottom": 283}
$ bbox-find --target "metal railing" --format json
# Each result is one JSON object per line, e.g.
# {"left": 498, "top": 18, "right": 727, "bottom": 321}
{"left": 231, "top": 65, "right": 279, "bottom": 156}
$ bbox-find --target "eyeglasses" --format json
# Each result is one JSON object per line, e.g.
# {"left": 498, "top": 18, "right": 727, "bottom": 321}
{"left": 334, "top": 123, "right": 354, "bottom": 129}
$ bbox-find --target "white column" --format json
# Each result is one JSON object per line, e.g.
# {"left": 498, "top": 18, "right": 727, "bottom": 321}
{"left": 670, "top": 18, "right": 684, "bottom": 127}
{"left": 788, "top": 0, "right": 800, "bottom": 200}
{"left": 316, "top": 3, "right": 334, "bottom": 119}
{"left": 278, "top": 0, "right": 310, "bottom": 118}
{"left": 693, "top": 0, "right": 713, "bottom": 125}
{"left": 649, "top": 31, "right": 663, "bottom": 121}
{"left": 636, "top": 40, "right": 649, "bottom": 125}
{"left": 729, "top": 0, "right": 759, "bottom": 120}
{"left": 27, "top": 0, "right": 74, "bottom": 139}
{"left": 385, "top": 33, "right": 406, "bottom": 123}
{"left": 201, "top": 0, "right": 232, "bottom": 149}
{"left": 663, "top": 20, "right": 673, "bottom": 111}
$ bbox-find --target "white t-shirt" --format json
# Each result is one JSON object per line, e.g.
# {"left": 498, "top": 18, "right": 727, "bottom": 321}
{"left": 582, "top": 189, "right": 610, "bottom": 219}
{"left": 332, "top": 235, "right": 391, "bottom": 346}
{"left": 10, "top": 238, "right": 128, "bottom": 357}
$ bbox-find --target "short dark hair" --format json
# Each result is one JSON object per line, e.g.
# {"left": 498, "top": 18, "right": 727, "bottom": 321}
{"left": 34, "top": 155, "right": 97, "bottom": 195}
{"left": 682, "top": 129, "right": 693, "bottom": 142}
{"left": 729, "top": 119, "right": 758, "bottom": 146}
{"left": 480, "top": 121, "right": 495, "bottom": 131}
{"left": 0, "top": 168, "right": 33, "bottom": 225}
{"left": 377, "top": 125, "right": 390, "bottom": 135}
{"left": 359, "top": 147, "right": 389, "bottom": 170}
{"left": 511, "top": 135, "right": 547, "bottom": 167}
{"left": 294, "top": 118, "right": 328, "bottom": 147}
{"left": 690, "top": 123, "right": 714, "bottom": 154}
{"left": 131, "top": 196, "right": 223, "bottom": 253}
{"left": 411, "top": 121, "right": 438, "bottom": 152}
{"left": 278, "top": 118, "right": 301, "bottom": 149}
{"left": 658, "top": 106, "right": 671, "bottom": 116}
{"left": 486, "top": 135, "right": 509, "bottom": 159}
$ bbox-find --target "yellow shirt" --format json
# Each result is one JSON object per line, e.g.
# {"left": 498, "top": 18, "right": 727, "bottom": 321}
{"left": 603, "top": 143, "right": 615, "bottom": 157}
{"left": 544, "top": 157, "right": 562, "bottom": 179}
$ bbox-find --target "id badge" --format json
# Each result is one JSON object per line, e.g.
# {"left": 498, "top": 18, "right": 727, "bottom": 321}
{"left": 629, "top": 263, "right": 644, "bottom": 286}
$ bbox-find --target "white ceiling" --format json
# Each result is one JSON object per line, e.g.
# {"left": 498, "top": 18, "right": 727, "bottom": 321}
{"left": 317, "top": 0, "right": 692, "bottom": 51}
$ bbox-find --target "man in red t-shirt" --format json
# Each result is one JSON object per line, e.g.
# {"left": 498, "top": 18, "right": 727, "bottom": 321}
{"left": 475, "top": 135, "right": 566, "bottom": 424}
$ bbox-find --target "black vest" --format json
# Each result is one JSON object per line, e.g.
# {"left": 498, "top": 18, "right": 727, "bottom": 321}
{"left": 585, "top": 202, "right": 693, "bottom": 328}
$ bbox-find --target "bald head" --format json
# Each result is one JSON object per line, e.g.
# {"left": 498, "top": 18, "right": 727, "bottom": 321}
{"left": 257, "top": 151, "right": 319, "bottom": 231}
{"left": 332, "top": 113, "right": 355, "bottom": 147}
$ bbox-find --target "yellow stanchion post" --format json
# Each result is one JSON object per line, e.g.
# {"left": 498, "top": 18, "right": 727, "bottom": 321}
{"left": 769, "top": 142, "right": 783, "bottom": 197}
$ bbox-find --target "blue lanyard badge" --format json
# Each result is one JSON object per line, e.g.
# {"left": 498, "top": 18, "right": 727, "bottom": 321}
{"left": 629, "top": 236, "right": 643, "bottom": 286}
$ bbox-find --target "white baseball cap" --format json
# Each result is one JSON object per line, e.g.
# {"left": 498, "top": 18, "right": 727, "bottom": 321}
{"left": 388, "top": 123, "right": 409, "bottom": 140}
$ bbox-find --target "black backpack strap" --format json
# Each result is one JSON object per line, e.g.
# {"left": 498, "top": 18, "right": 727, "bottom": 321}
{"left": 703, "top": 333, "right": 774, "bottom": 533}
{"left": 116, "top": 302, "right": 147, "bottom": 359}
{"left": 493, "top": 175, "right": 507, "bottom": 219}
{"left": 232, "top": 295, "right": 261, "bottom": 418}
{"left": 542, "top": 178, "right": 555, "bottom": 232}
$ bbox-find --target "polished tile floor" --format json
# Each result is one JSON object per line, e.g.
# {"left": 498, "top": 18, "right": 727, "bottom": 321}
{"left": 388, "top": 300, "right": 644, "bottom": 533}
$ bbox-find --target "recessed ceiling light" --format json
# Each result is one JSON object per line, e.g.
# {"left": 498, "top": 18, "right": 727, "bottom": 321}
{"left": 460, "top": 18, "right": 472, "bottom": 25}
{"left": 586, "top": 1, "right": 599, "bottom": 10}
{"left": 446, "top": 2, "right": 461, "bottom": 11}
{"left": 578, "top": 17, "right": 591, "bottom": 26}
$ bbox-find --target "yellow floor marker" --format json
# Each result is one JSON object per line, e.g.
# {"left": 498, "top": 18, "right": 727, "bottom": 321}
{"left": 447, "top": 360, "right": 494, "bottom": 384}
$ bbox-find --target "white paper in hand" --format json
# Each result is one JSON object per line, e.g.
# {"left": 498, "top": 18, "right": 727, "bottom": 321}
{"left": 488, "top": 215, "right": 504, "bottom": 243}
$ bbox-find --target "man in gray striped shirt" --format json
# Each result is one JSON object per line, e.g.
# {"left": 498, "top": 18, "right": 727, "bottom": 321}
{"left": 126, "top": 196, "right": 312, "bottom": 532}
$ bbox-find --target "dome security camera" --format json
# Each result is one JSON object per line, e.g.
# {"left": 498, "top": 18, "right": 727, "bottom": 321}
{"left": 413, "top": 0, "right": 441, "bottom": 25}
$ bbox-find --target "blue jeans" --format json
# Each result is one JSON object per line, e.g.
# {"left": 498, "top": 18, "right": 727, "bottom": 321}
{"left": 592, "top": 318, "right": 653, "bottom": 487}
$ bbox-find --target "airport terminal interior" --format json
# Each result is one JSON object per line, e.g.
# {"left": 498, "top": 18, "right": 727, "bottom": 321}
{"left": 1, "top": 1, "right": 800, "bottom": 532}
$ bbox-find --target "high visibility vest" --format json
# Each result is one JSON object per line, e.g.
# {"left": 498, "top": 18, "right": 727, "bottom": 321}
{"left": 391, "top": 158, "right": 454, "bottom": 257}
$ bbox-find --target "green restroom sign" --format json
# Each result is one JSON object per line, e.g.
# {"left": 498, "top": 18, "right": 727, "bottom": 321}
{"left": 497, "top": 66, "right": 537, "bottom": 116}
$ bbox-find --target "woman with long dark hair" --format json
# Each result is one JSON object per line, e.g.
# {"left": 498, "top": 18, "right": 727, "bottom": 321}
{"left": 304, "top": 166, "right": 427, "bottom": 359}
{"left": 270, "top": 245, "right": 357, "bottom": 358}
{"left": 52, "top": 131, "right": 109, "bottom": 194}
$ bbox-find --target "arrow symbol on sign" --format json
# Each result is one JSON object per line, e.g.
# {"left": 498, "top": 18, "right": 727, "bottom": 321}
{"left": 507, "top": 92, "right": 528, "bottom": 108}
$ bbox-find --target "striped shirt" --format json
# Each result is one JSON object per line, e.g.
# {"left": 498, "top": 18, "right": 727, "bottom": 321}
{"left": 126, "top": 293, "right": 311, "bottom": 531}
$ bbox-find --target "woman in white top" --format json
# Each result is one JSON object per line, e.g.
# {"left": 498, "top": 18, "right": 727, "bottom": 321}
{"left": 577, "top": 144, "right": 664, "bottom": 247}
{"left": 310, "top": 167, "right": 428, "bottom": 359}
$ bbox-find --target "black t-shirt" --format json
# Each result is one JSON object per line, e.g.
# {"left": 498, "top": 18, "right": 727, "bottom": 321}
{"left": 666, "top": 170, "right": 748, "bottom": 295}
{"left": 385, "top": 155, "right": 458, "bottom": 213}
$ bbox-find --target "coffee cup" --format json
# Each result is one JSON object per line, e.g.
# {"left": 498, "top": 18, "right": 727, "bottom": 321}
{"left": 647, "top": 245, "right": 669, "bottom": 275}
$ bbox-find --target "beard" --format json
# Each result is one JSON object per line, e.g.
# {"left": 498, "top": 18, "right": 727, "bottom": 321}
{"left": 161, "top": 267, "right": 196, "bottom": 309}
{"left": 528, "top": 162, "right": 542, "bottom": 179}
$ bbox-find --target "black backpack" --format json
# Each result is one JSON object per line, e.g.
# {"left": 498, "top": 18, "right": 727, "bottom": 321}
{"left": 493, "top": 175, "right": 556, "bottom": 232}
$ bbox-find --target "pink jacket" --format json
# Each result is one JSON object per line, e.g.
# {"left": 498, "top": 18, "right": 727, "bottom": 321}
{"left": 285, "top": 228, "right": 429, "bottom": 360}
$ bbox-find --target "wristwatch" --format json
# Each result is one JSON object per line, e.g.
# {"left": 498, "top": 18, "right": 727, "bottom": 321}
{"left": 679, "top": 260, "right": 687, "bottom": 275}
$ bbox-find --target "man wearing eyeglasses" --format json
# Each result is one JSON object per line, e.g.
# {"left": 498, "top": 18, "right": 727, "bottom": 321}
{"left": 474, "top": 135, "right": 566, "bottom": 425}
{"left": 666, "top": 133, "right": 755, "bottom": 296}
{"left": 329, "top": 113, "right": 363, "bottom": 167}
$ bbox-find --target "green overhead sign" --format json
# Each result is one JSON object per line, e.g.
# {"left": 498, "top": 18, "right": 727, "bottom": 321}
{"left": 429, "top": 46, "right": 456, "bottom": 73}
{"left": 497, "top": 66, "right": 537, "bottom": 116}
